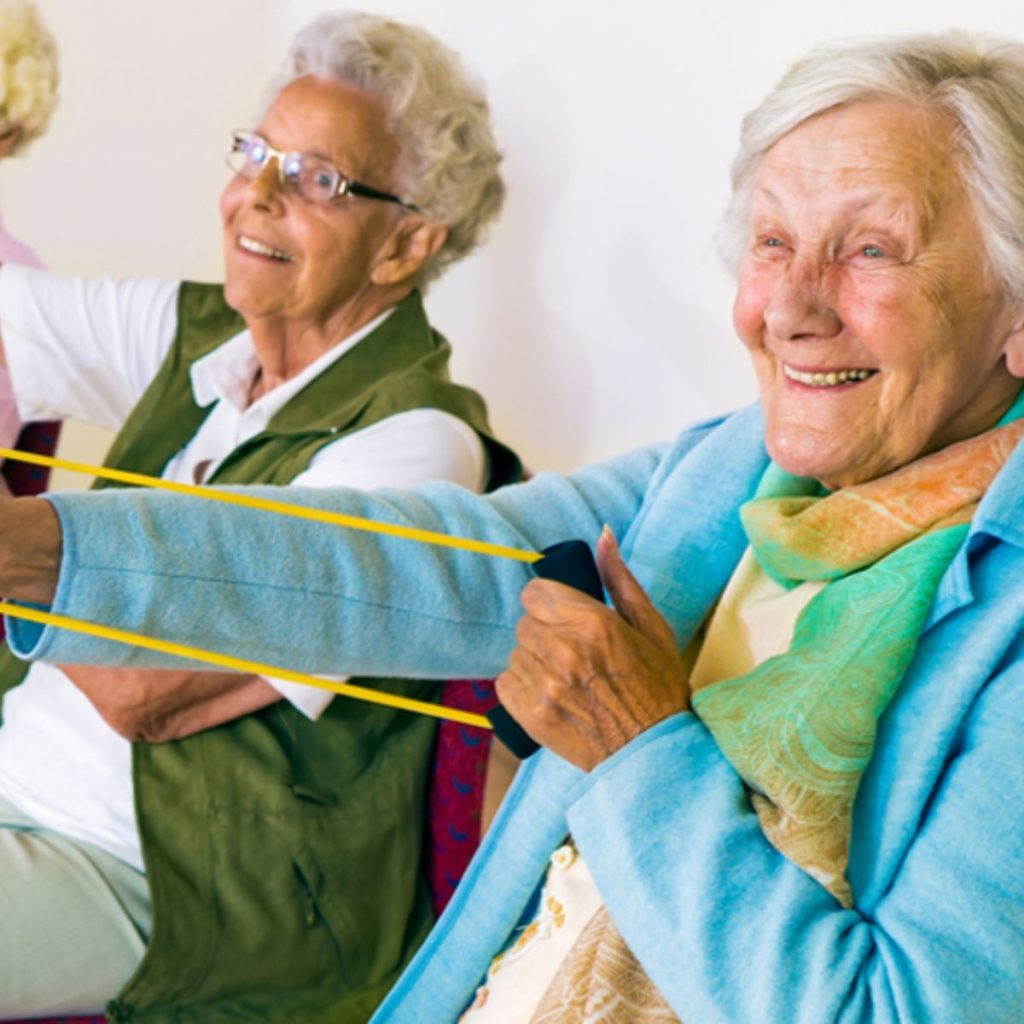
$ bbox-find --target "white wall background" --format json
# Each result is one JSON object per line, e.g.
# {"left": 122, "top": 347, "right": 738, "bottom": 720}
{"left": 5, "top": 0, "right": 1023, "bottom": 487}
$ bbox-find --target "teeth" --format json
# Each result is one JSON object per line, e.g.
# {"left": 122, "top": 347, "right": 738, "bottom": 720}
{"left": 783, "top": 365, "right": 875, "bottom": 388}
{"left": 239, "top": 235, "right": 291, "bottom": 262}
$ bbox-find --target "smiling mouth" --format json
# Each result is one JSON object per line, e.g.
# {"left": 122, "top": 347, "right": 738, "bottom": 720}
{"left": 238, "top": 235, "right": 292, "bottom": 262}
{"left": 783, "top": 364, "right": 878, "bottom": 388}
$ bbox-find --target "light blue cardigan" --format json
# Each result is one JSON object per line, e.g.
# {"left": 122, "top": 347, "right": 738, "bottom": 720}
{"left": 12, "top": 403, "right": 1024, "bottom": 1022}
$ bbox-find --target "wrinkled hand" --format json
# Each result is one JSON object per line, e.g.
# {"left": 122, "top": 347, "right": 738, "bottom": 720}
{"left": 496, "top": 528, "right": 690, "bottom": 771}
{"left": 0, "top": 494, "right": 60, "bottom": 603}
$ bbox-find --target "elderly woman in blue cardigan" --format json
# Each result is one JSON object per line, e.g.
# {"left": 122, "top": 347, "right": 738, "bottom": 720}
{"left": 4, "top": 29, "right": 1024, "bottom": 1024}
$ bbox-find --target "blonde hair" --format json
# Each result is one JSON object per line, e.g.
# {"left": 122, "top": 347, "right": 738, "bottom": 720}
{"left": 0, "top": 0, "right": 58, "bottom": 155}
{"left": 718, "top": 31, "right": 1024, "bottom": 303}
{"left": 265, "top": 11, "right": 504, "bottom": 286}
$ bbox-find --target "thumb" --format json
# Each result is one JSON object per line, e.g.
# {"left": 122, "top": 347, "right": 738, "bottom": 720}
{"left": 596, "top": 527, "right": 672, "bottom": 643}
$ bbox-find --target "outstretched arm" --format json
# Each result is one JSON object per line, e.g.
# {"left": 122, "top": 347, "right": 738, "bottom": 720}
{"left": 2, "top": 442, "right": 669, "bottom": 678}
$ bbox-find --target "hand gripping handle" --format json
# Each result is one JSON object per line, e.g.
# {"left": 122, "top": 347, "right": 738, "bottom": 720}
{"left": 487, "top": 540, "right": 604, "bottom": 758}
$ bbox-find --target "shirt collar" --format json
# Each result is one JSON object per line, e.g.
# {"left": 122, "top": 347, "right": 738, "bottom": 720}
{"left": 189, "top": 305, "right": 395, "bottom": 418}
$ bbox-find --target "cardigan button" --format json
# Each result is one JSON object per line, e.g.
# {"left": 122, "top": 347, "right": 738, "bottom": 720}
{"left": 550, "top": 842, "right": 577, "bottom": 871}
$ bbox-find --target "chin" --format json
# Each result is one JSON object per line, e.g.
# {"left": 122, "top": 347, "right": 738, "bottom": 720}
{"left": 222, "top": 277, "right": 263, "bottom": 317}
{"left": 222, "top": 287, "right": 249, "bottom": 317}
{"left": 766, "top": 433, "right": 856, "bottom": 487}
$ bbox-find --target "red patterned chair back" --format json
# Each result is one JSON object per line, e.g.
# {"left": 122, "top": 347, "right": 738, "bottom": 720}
{"left": 1, "top": 420, "right": 61, "bottom": 496}
{"left": 423, "top": 679, "right": 498, "bottom": 915}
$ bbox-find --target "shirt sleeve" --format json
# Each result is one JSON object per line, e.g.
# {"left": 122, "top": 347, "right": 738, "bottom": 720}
{"left": 261, "top": 408, "right": 488, "bottom": 718}
{"left": 294, "top": 409, "right": 488, "bottom": 492}
{"left": 0, "top": 265, "right": 179, "bottom": 429}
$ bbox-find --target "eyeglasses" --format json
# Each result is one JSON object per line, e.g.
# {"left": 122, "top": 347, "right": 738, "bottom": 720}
{"left": 225, "top": 130, "right": 419, "bottom": 212}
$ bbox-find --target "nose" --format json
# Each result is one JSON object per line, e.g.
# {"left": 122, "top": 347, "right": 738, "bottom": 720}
{"left": 763, "top": 258, "right": 841, "bottom": 340}
{"left": 244, "top": 157, "right": 286, "bottom": 210}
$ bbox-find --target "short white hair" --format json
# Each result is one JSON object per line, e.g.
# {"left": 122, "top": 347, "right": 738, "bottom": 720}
{"left": 719, "top": 31, "right": 1024, "bottom": 303}
{"left": 265, "top": 10, "right": 504, "bottom": 286}
{"left": 0, "top": 0, "right": 57, "bottom": 155}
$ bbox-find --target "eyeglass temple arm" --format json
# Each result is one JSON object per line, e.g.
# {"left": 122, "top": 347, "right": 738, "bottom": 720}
{"left": 345, "top": 180, "right": 420, "bottom": 213}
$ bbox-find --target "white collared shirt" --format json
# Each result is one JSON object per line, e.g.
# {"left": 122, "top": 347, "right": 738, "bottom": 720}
{"left": 0, "top": 265, "right": 488, "bottom": 867}
{"left": 163, "top": 304, "right": 392, "bottom": 486}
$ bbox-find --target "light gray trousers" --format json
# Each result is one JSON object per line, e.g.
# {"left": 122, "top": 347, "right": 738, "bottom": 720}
{"left": 0, "top": 793, "right": 150, "bottom": 1016}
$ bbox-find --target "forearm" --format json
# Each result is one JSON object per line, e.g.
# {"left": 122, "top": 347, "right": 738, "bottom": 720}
{"left": 569, "top": 718, "right": 869, "bottom": 1022}
{"left": 0, "top": 495, "right": 61, "bottom": 603}
{"left": 568, "top": 703, "right": 1024, "bottom": 1024}
{"left": 60, "top": 665, "right": 281, "bottom": 741}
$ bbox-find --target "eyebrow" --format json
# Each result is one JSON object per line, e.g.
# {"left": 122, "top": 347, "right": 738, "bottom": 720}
{"left": 753, "top": 182, "right": 920, "bottom": 215}
{"left": 257, "top": 128, "right": 356, "bottom": 177}
{"left": 751, "top": 182, "right": 934, "bottom": 234}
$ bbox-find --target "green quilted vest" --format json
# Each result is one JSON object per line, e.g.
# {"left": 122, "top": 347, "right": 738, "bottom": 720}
{"left": 0, "top": 283, "right": 520, "bottom": 1023}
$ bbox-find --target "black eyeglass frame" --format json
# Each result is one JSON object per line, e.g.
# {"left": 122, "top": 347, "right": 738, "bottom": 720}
{"left": 227, "top": 129, "right": 420, "bottom": 212}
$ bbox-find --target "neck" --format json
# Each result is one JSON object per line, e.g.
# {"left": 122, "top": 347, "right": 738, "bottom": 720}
{"left": 244, "top": 287, "right": 409, "bottom": 403}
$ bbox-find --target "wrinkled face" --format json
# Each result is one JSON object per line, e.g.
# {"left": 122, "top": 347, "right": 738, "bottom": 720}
{"left": 220, "top": 75, "right": 407, "bottom": 333}
{"left": 733, "top": 99, "right": 1024, "bottom": 489}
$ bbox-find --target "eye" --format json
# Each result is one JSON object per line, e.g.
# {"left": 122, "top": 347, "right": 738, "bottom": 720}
{"left": 860, "top": 244, "right": 886, "bottom": 258}
{"left": 289, "top": 157, "right": 340, "bottom": 202}
{"left": 754, "top": 235, "right": 789, "bottom": 257}
{"left": 282, "top": 153, "right": 304, "bottom": 179}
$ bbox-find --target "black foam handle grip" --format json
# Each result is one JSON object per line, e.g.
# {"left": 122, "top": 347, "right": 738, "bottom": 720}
{"left": 488, "top": 540, "right": 604, "bottom": 758}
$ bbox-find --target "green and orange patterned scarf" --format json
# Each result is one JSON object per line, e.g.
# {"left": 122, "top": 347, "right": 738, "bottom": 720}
{"left": 531, "top": 408, "right": 1024, "bottom": 1023}
{"left": 698, "top": 415, "right": 1024, "bottom": 904}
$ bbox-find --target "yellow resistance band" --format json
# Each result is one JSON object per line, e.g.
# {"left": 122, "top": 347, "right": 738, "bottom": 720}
{"left": 0, "top": 601, "right": 491, "bottom": 729}
{"left": 0, "top": 445, "right": 543, "bottom": 730}
{"left": 0, "top": 446, "right": 541, "bottom": 564}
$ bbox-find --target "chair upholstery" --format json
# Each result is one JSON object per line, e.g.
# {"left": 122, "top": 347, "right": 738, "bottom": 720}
{"left": 1, "top": 420, "right": 61, "bottom": 497}
{"left": 423, "top": 679, "right": 497, "bottom": 916}
{"left": 4, "top": 1018, "right": 102, "bottom": 1023}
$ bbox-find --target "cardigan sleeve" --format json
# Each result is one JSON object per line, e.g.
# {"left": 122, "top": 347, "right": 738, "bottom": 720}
{"left": 566, "top": 647, "right": 1024, "bottom": 1023}
{"left": 7, "top": 440, "right": 675, "bottom": 676}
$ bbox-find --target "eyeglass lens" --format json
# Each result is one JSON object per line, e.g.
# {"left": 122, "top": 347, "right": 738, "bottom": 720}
{"left": 227, "top": 132, "right": 341, "bottom": 204}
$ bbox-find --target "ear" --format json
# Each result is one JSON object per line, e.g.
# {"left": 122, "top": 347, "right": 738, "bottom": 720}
{"left": 1003, "top": 309, "right": 1024, "bottom": 379}
{"left": 0, "top": 126, "right": 22, "bottom": 159}
{"left": 370, "top": 217, "right": 448, "bottom": 287}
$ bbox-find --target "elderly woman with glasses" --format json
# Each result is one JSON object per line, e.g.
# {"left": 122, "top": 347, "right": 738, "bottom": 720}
{"left": 0, "top": 10, "right": 518, "bottom": 1022}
